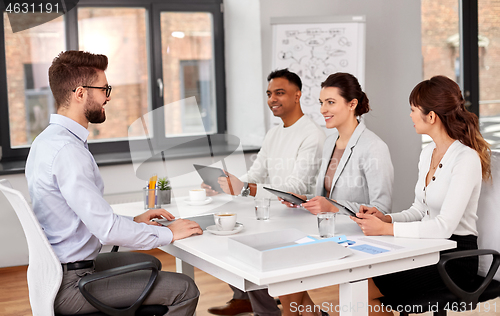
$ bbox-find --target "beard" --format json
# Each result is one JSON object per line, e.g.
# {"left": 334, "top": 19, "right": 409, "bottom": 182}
{"left": 84, "top": 92, "right": 106, "bottom": 124}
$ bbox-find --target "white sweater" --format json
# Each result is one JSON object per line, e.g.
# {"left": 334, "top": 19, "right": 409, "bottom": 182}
{"left": 245, "top": 115, "right": 326, "bottom": 197}
{"left": 391, "top": 140, "right": 482, "bottom": 238}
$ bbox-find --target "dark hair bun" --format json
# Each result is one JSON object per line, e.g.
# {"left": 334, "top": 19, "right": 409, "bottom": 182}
{"left": 356, "top": 92, "right": 370, "bottom": 116}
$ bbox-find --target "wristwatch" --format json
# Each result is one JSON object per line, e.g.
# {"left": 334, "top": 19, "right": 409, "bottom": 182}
{"left": 241, "top": 182, "right": 251, "bottom": 197}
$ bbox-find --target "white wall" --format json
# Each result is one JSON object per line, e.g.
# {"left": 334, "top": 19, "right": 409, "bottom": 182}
{"left": 0, "top": 0, "right": 422, "bottom": 267}
{"left": 224, "top": 0, "right": 266, "bottom": 147}
{"left": 259, "top": 0, "right": 422, "bottom": 211}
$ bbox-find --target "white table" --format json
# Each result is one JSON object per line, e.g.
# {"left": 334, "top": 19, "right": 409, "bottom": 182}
{"left": 112, "top": 195, "right": 456, "bottom": 316}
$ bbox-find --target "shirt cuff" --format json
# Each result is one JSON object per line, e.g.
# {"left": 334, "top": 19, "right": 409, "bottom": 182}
{"left": 157, "top": 226, "right": 174, "bottom": 246}
{"left": 393, "top": 222, "right": 420, "bottom": 238}
{"left": 389, "top": 212, "right": 407, "bottom": 222}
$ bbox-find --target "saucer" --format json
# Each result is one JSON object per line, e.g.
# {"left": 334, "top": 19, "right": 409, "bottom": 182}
{"left": 185, "top": 197, "right": 212, "bottom": 206}
{"left": 206, "top": 223, "right": 244, "bottom": 235}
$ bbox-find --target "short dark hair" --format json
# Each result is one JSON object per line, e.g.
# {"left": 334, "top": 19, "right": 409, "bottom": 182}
{"left": 49, "top": 51, "right": 108, "bottom": 110}
{"left": 267, "top": 69, "right": 302, "bottom": 91}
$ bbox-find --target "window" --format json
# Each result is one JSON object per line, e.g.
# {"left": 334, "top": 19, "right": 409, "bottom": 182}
{"left": 78, "top": 7, "right": 150, "bottom": 142}
{"left": 478, "top": 0, "right": 500, "bottom": 150}
{"left": 161, "top": 12, "right": 217, "bottom": 137}
{"left": 421, "top": 0, "right": 500, "bottom": 149}
{"left": 421, "top": 0, "right": 460, "bottom": 147}
{"left": 421, "top": 0, "right": 460, "bottom": 82}
{"left": 3, "top": 13, "right": 65, "bottom": 148}
{"left": 0, "top": 0, "right": 226, "bottom": 162}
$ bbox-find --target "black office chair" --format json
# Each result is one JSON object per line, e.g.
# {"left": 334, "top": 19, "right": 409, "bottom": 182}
{"left": 61, "top": 259, "right": 169, "bottom": 316}
{"left": 380, "top": 250, "right": 500, "bottom": 315}
{"left": 379, "top": 152, "right": 500, "bottom": 315}
{"left": 0, "top": 179, "right": 168, "bottom": 316}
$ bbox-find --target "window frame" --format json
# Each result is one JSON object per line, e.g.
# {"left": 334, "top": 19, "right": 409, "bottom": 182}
{"left": 460, "top": 0, "right": 479, "bottom": 116}
{"left": 0, "top": 0, "right": 227, "bottom": 162}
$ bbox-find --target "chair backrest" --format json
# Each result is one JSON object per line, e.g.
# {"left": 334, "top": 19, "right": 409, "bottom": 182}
{"left": 477, "top": 151, "right": 500, "bottom": 281}
{"left": 0, "top": 180, "right": 62, "bottom": 316}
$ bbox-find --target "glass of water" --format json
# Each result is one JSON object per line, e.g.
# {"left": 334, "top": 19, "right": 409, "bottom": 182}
{"left": 254, "top": 198, "right": 271, "bottom": 220}
{"left": 317, "top": 212, "right": 336, "bottom": 238}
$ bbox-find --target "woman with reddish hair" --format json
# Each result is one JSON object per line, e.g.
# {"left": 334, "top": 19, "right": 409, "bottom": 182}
{"left": 352, "top": 75, "right": 491, "bottom": 315}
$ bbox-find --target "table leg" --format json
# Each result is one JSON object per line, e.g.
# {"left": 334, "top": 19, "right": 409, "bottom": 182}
{"left": 176, "top": 258, "right": 195, "bottom": 280}
{"left": 339, "top": 280, "right": 368, "bottom": 316}
{"left": 176, "top": 258, "right": 197, "bottom": 316}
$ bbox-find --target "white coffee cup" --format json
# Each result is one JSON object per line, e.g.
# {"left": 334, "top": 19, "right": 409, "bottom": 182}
{"left": 214, "top": 212, "right": 237, "bottom": 231}
{"left": 189, "top": 189, "right": 206, "bottom": 201}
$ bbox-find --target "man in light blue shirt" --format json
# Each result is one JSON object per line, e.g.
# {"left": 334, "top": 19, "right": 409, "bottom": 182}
{"left": 25, "top": 50, "right": 202, "bottom": 315}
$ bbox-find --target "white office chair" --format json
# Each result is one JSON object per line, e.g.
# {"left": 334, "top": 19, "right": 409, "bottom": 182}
{"left": 0, "top": 180, "right": 167, "bottom": 316}
{"left": 0, "top": 180, "right": 63, "bottom": 315}
{"left": 477, "top": 151, "right": 500, "bottom": 281}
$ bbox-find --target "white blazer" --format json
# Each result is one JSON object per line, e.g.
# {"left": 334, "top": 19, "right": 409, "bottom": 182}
{"left": 310, "top": 121, "right": 394, "bottom": 214}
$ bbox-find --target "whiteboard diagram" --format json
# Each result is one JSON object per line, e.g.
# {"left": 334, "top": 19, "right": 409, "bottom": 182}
{"left": 271, "top": 16, "right": 366, "bottom": 127}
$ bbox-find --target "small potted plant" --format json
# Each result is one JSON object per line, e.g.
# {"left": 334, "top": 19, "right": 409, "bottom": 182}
{"left": 157, "top": 177, "right": 172, "bottom": 205}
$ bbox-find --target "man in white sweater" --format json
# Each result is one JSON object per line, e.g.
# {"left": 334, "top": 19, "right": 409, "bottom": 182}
{"left": 205, "top": 69, "right": 326, "bottom": 316}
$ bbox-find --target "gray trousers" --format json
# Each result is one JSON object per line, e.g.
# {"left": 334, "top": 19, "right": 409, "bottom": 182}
{"left": 230, "top": 285, "right": 280, "bottom": 316}
{"left": 55, "top": 252, "right": 199, "bottom": 315}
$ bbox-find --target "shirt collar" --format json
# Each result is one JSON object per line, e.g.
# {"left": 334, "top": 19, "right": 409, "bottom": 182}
{"left": 49, "top": 114, "right": 90, "bottom": 143}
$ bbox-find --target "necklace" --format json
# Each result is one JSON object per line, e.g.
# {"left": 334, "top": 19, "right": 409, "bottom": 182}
{"left": 430, "top": 148, "right": 444, "bottom": 170}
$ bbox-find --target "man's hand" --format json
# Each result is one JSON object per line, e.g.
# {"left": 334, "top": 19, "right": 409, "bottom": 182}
{"left": 302, "top": 196, "right": 338, "bottom": 215}
{"left": 217, "top": 171, "right": 243, "bottom": 196}
{"left": 168, "top": 219, "right": 203, "bottom": 241}
{"left": 350, "top": 212, "right": 394, "bottom": 236}
{"left": 358, "top": 205, "right": 392, "bottom": 222}
{"left": 201, "top": 182, "right": 219, "bottom": 196}
{"left": 134, "top": 209, "right": 175, "bottom": 226}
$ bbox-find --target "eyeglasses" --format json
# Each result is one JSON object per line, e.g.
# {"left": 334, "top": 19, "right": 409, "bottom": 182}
{"left": 72, "top": 85, "right": 112, "bottom": 98}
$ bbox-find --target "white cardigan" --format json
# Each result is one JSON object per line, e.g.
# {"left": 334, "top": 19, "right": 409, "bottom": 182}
{"left": 391, "top": 140, "right": 482, "bottom": 238}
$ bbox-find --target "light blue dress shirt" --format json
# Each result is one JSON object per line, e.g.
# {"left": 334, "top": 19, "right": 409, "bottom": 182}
{"left": 25, "top": 114, "right": 173, "bottom": 263}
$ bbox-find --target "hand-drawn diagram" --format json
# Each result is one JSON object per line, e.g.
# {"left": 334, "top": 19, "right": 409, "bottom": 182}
{"left": 272, "top": 20, "right": 365, "bottom": 126}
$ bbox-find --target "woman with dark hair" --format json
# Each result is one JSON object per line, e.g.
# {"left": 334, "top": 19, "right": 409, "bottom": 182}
{"left": 279, "top": 72, "right": 394, "bottom": 316}
{"left": 282, "top": 72, "right": 394, "bottom": 216}
{"left": 352, "top": 75, "right": 491, "bottom": 315}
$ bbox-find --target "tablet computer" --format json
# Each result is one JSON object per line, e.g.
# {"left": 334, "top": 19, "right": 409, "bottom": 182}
{"left": 326, "top": 198, "right": 357, "bottom": 217}
{"left": 193, "top": 164, "right": 226, "bottom": 193}
{"left": 263, "top": 187, "right": 306, "bottom": 205}
{"left": 154, "top": 213, "right": 215, "bottom": 230}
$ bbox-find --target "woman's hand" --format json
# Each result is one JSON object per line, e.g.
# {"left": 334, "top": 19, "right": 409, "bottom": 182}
{"left": 302, "top": 196, "right": 339, "bottom": 215}
{"left": 279, "top": 193, "right": 307, "bottom": 208}
{"left": 358, "top": 205, "right": 392, "bottom": 223}
{"left": 350, "top": 212, "right": 394, "bottom": 236}
{"left": 201, "top": 182, "right": 219, "bottom": 196}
